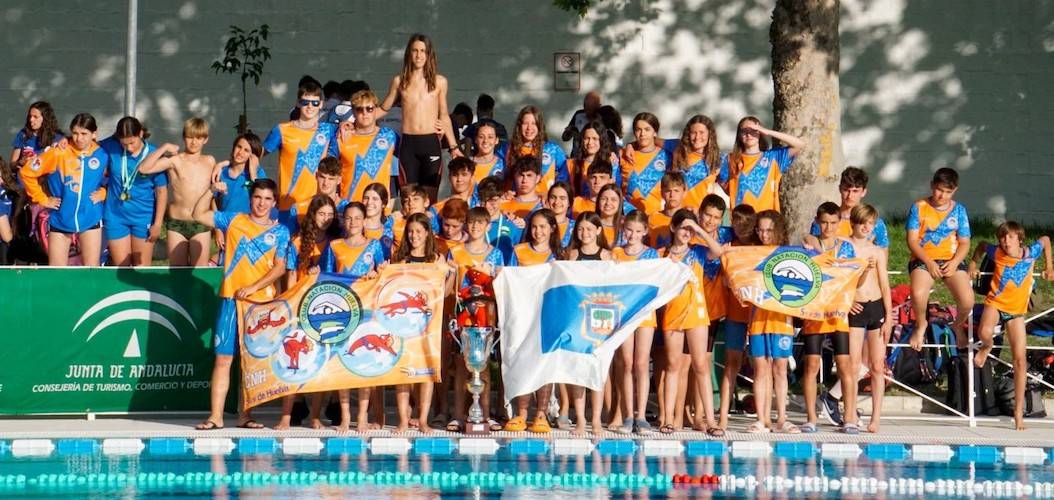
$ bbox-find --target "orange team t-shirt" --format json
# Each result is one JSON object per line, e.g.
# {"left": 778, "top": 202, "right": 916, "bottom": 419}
{"left": 262, "top": 122, "right": 337, "bottom": 211}
{"left": 747, "top": 307, "right": 794, "bottom": 336}
{"left": 501, "top": 197, "right": 543, "bottom": 220}
{"left": 682, "top": 151, "right": 721, "bottom": 211}
{"left": 287, "top": 235, "right": 328, "bottom": 272}
{"left": 985, "top": 241, "right": 1044, "bottom": 315}
{"left": 659, "top": 246, "right": 710, "bottom": 330}
{"left": 473, "top": 156, "right": 505, "bottom": 186}
{"left": 613, "top": 246, "right": 660, "bottom": 328}
{"left": 571, "top": 196, "right": 595, "bottom": 218}
{"left": 906, "top": 199, "right": 971, "bottom": 261}
{"left": 624, "top": 148, "right": 669, "bottom": 215}
{"left": 647, "top": 211, "right": 673, "bottom": 249}
{"left": 510, "top": 242, "right": 553, "bottom": 266}
{"left": 335, "top": 127, "right": 397, "bottom": 203}
{"left": 601, "top": 222, "right": 619, "bottom": 247}
{"left": 215, "top": 212, "right": 290, "bottom": 300}
{"left": 720, "top": 147, "right": 794, "bottom": 213}
{"left": 514, "top": 142, "right": 568, "bottom": 197}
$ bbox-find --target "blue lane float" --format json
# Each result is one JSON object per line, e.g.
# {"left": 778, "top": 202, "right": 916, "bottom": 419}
{"left": 325, "top": 438, "right": 366, "bottom": 455}
{"left": 596, "top": 440, "right": 638, "bottom": 456}
{"left": 774, "top": 442, "right": 816, "bottom": 460}
{"left": 237, "top": 438, "right": 278, "bottom": 455}
{"left": 55, "top": 439, "right": 98, "bottom": 456}
{"left": 507, "top": 439, "right": 548, "bottom": 455}
{"left": 414, "top": 438, "right": 456, "bottom": 456}
{"left": 957, "top": 445, "right": 1001, "bottom": 464}
{"left": 147, "top": 438, "right": 190, "bottom": 456}
{"left": 863, "top": 443, "right": 909, "bottom": 461}
{"left": 685, "top": 440, "right": 727, "bottom": 457}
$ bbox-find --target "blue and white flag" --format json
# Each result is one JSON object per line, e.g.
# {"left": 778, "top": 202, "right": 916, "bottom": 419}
{"left": 495, "top": 260, "right": 692, "bottom": 400}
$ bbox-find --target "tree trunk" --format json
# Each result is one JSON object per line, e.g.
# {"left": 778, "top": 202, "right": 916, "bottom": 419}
{"left": 771, "top": 0, "right": 844, "bottom": 240}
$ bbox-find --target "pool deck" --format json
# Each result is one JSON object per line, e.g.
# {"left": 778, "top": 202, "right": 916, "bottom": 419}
{"left": 3, "top": 412, "right": 1054, "bottom": 448}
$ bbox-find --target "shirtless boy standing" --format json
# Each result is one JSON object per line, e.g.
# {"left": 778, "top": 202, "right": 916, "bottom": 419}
{"left": 845, "top": 204, "right": 893, "bottom": 433}
{"left": 379, "top": 33, "right": 462, "bottom": 203}
{"left": 139, "top": 118, "right": 216, "bottom": 266}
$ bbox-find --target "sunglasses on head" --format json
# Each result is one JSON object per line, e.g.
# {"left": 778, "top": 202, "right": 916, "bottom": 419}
{"left": 299, "top": 99, "right": 321, "bottom": 107}
{"left": 353, "top": 105, "right": 375, "bottom": 114}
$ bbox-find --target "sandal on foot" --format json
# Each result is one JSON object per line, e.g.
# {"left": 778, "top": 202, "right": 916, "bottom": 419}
{"left": 800, "top": 422, "right": 818, "bottom": 434}
{"left": 488, "top": 419, "right": 503, "bottom": 432}
{"left": 635, "top": 419, "right": 655, "bottom": 435}
{"left": 842, "top": 422, "right": 860, "bottom": 435}
{"left": 707, "top": 427, "right": 726, "bottom": 438}
{"left": 778, "top": 421, "right": 801, "bottom": 434}
{"left": 555, "top": 416, "right": 572, "bottom": 430}
{"left": 612, "top": 418, "right": 634, "bottom": 435}
{"left": 446, "top": 420, "right": 463, "bottom": 432}
{"left": 504, "top": 416, "right": 527, "bottom": 432}
{"left": 195, "top": 420, "right": 223, "bottom": 431}
{"left": 528, "top": 419, "right": 552, "bottom": 434}
{"left": 659, "top": 424, "right": 676, "bottom": 435}
{"left": 237, "top": 419, "right": 265, "bottom": 430}
{"left": 746, "top": 421, "right": 770, "bottom": 434}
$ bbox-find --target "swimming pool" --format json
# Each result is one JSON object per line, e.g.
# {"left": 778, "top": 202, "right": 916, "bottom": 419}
{"left": 3, "top": 437, "right": 1054, "bottom": 498}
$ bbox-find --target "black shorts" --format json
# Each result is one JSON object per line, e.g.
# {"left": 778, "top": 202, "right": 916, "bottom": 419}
{"left": 803, "top": 331, "right": 849, "bottom": 356}
{"left": 398, "top": 133, "right": 443, "bottom": 189}
{"left": 50, "top": 222, "right": 102, "bottom": 235}
{"left": 908, "top": 258, "right": 967, "bottom": 274}
{"left": 849, "top": 299, "right": 886, "bottom": 330}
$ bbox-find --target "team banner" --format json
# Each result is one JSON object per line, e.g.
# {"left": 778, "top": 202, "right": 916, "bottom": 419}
{"left": 0, "top": 267, "right": 221, "bottom": 415}
{"left": 722, "top": 246, "right": 866, "bottom": 320}
{"left": 238, "top": 264, "right": 445, "bottom": 409}
{"left": 495, "top": 260, "right": 692, "bottom": 400}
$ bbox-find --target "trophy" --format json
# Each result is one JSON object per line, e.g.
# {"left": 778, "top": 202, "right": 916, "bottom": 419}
{"left": 451, "top": 268, "right": 499, "bottom": 434}
{"left": 451, "top": 324, "right": 499, "bottom": 434}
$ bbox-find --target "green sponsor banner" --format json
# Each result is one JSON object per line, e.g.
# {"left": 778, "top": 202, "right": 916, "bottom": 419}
{"left": 0, "top": 267, "right": 222, "bottom": 414}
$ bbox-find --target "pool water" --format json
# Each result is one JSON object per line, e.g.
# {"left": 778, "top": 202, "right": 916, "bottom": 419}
{"left": 3, "top": 440, "right": 1054, "bottom": 498}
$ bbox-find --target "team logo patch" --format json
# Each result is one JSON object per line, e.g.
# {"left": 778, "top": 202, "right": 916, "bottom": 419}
{"left": 762, "top": 249, "right": 822, "bottom": 307}
{"left": 778, "top": 335, "right": 793, "bottom": 351}
{"left": 376, "top": 137, "right": 389, "bottom": 150}
{"left": 264, "top": 232, "right": 277, "bottom": 246}
{"left": 580, "top": 293, "right": 623, "bottom": 346}
{"left": 654, "top": 159, "right": 666, "bottom": 170}
{"left": 297, "top": 281, "right": 363, "bottom": 344}
{"left": 543, "top": 153, "right": 552, "bottom": 164}
{"left": 947, "top": 216, "right": 959, "bottom": 230}
{"left": 30, "top": 159, "right": 41, "bottom": 171}
{"left": 315, "top": 133, "right": 328, "bottom": 145}
{"left": 88, "top": 158, "right": 101, "bottom": 170}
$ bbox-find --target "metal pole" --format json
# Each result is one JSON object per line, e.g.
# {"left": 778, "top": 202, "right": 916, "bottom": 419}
{"left": 967, "top": 308, "right": 977, "bottom": 428}
{"left": 125, "top": 0, "right": 138, "bottom": 116}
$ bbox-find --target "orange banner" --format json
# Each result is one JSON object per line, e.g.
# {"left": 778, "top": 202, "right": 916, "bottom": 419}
{"left": 237, "top": 264, "right": 445, "bottom": 409}
{"left": 722, "top": 246, "right": 866, "bottom": 321}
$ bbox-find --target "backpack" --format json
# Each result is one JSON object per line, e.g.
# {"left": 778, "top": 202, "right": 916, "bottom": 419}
{"left": 994, "top": 375, "right": 1047, "bottom": 418}
{"left": 945, "top": 354, "right": 999, "bottom": 416}
{"left": 928, "top": 323, "right": 958, "bottom": 376}
{"left": 972, "top": 250, "right": 997, "bottom": 296}
{"left": 888, "top": 342, "right": 937, "bottom": 387}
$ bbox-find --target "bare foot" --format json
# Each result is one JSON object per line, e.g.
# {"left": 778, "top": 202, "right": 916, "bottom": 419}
{"left": 408, "top": 418, "right": 420, "bottom": 429}
{"left": 273, "top": 416, "right": 291, "bottom": 431}
{"left": 572, "top": 422, "right": 586, "bottom": 436}
{"left": 591, "top": 420, "right": 604, "bottom": 435}
{"left": 394, "top": 423, "right": 409, "bottom": 433}
{"left": 867, "top": 420, "right": 880, "bottom": 433}
{"left": 369, "top": 422, "right": 382, "bottom": 430}
{"left": 356, "top": 421, "right": 371, "bottom": 433}
{"left": 1015, "top": 416, "right": 1025, "bottom": 431}
{"left": 307, "top": 418, "right": 324, "bottom": 430}
{"left": 418, "top": 422, "right": 434, "bottom": 434}
{"left": 335, "top": 421, "right": 350, "bottom": 433}
{"left": 974, "top": 342, "right": 993, "bottom": 368}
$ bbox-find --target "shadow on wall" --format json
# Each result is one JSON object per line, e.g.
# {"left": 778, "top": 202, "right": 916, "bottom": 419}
{"left": 2, "top": 0, "right": 1052, "bottom": 221}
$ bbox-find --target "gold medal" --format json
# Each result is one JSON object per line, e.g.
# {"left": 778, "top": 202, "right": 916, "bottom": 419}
{"left": 120, "top": 192, "right": 131, "bottom": 201}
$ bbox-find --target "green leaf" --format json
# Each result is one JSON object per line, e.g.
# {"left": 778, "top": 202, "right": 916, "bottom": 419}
{"left": 553, "top": 0, "right": 593, "bottom": 17}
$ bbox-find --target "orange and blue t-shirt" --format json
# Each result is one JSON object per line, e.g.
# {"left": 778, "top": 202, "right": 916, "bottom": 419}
{"left": 614, "top": 245, "right": 660, "bottom": 328}
{"left": 502, "top": 141, "right": 569, "bottom": 196}
{"left": 364, "top": 218, "right": 395, "bottom": 259}
{"left": 571, "top": 196, "right": 595, "bottom": 218}
{"left": 625, "top": 147, "right": 669, "bottom": 215}
{"left": 262, "top": 121, "right": 338, "bottom": 211}
{"left": 697, "top": 227, "right": 734, "bottom": 321}
{"left": 681, "top": 151, "right": 723, "bottom": 212}
{"left": 811, "top": 215, "right": 890, "bottom": 250}
{"left": 556, "top": 218, "right": 575, "bottom": 248}
{"left": 472, "top": 155, "right": 506, "bottom": 186}
{"left": 501, "top": 196, "right": 543, "bottom": 220}
{"left": 286, "top": 235, "right": 330, "bottom": 272}
{"left": 448, "top": 244, "right": 504, "bottom": 290}
{"left": 985, "top": 241, "right": 1044, "bottom": 315}
{"left": 568, "top": 156, "right": 622, "bottom": 198}
{"left": 21, "top": 143, "right": 108, "bottom": 233}
{"left": 334, "top": 126, "right": 397, "bottom": 203}
{"left": 906, "top": 199, "right": 971, "bottom": 261}
{"left": 509, "top": 242, "right": 554, "bottom": 266}
{"left": 321, "top": 238, "right": 385, "bottom": 280}
{"left": 214, "top": 212, "right": 291, "bottom": 300}
{"left": 718, "top": 147, "right": 795, "bottom": 212}
{"left": 648, "top": 211, "right": 674, "bottom": 249}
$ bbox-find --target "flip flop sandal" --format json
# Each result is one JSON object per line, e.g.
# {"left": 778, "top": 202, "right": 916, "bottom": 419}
{"left": 842, "top": 423, "right": 860, "bottom": 435}
{"left": 659, "top": 424, "right": 676, "bottom": 435}
{"left": 746, "top": 421, "right": 770, "bottom": 434}
{"left": 196, "top": 420, "right": 223, "bottom": 431}
{"left": 446, "top": 420, "right": 463, "bottom": 432}
{"left": 556, "top": 416, "right": 572, "bottom": 430}
{"left": 528, "top": 419, "right": 552, "bottom": 434}
{"left": 237, "top": 419, "right": 265, "bottom": 430}
{"left": 488, "top": 419, "right": 503, "bottom": 432}
{"left": 800, "top": 422, "right": 818, "bottom": 434}
{"left": 707, "top": 427, "right": 726, "bottom": 438}
{"left": 779, "top": 421, "right": 801, "bottom": 434}
{"left": 503, "top": 416, "right": 527, "bottom": 432}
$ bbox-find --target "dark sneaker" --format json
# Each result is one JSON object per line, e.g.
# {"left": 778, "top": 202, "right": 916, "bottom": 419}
{"left": 819, "top": 392, "right": 843, "bottom": 427}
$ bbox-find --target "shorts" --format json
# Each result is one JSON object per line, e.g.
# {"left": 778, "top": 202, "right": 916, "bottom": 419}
{"left": 214, "top": 298, "right": 239, "bottom": 356}
{"left": 165, "top": 218, "right": 210, "bottom": 239}
{"left": 909, "top": 258, "right": 967, "bottom": 274}
{"left": 104, "top": 216, "right": 152, "bottom": 240}
{"left": 997, "top": 309, "right": 1023, "bottom": 325}
{"left": 50, "top": 221, "right": 102, "bottom": 235}
{"left": 803, "top": 331, "right": 849, "bottom": 356}
{"left": 849, "top": 299, "right": 886, "bottom": 330}
{"left": 748, "top": 333, "right": 794, "bottom": 359}
{"left": 723, "top": 320, "right": 748, "bottom": 352}
{"left": 398, "top": 133, "right": 443, "bottom": 189}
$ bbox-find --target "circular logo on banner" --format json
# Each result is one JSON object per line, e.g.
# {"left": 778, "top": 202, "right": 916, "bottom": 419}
{"left": 271, "top": 329, "right": 327, "bottom": 383}
{"left": 297, "top": 281, "right": 363, "bottom": 344}
{"left": 762, "top": 250, "right": 822, "bottom": 307}
{"left": 243, "top": 302, "right": 293, "bottom": 358}
{"left": 337, "top": 321, "right": 403, "bottom": 377}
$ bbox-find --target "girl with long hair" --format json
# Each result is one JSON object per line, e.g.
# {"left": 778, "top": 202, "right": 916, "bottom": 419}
{"left": 568, "top": 120, "right": 619, "bottom": 197}
{"left": 594, "top": 183, "right": 626, "bottom": 246}
{"left": 101, "top": 116, "right": 168, "bottom": 267}
{"left": 720, "top": 116, "right": 804, "bottom": 213}
{"left": 505, "top": 105, "right": 568, "bottom": 196}
{"left": 671, "top": 115, "right": 724, "bottom": 210}
{"left": 545, "top": 181, "right": 575, "bottom": 248}
{"left": 622, "top": 112, "right": 669, "bottom": 216}
{"left": 361, "top": 182, "right": 395, "bottom": 258}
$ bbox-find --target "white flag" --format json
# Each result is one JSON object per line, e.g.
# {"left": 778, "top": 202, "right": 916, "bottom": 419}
{"left": 495, "top": 259, "right": 692, "bottom": 401}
